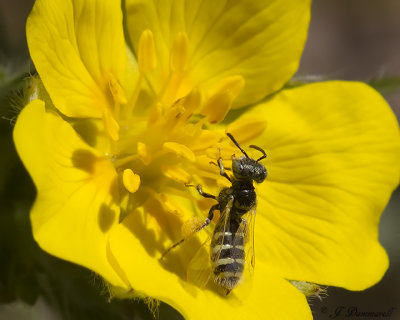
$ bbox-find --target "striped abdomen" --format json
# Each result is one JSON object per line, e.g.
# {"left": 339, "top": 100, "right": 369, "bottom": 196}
{"left": 210, "top": 223, "right": 245, "bottom": 290}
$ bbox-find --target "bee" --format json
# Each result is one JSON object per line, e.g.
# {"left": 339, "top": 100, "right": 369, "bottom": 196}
{"left": 161, "top": 133, "right": 267, "bottom": 294}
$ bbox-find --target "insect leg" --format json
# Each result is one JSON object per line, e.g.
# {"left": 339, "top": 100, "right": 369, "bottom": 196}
{"left": 160, "top": 204, "right": 219, "bottom": 260}
{"left": 198, "top": 203, "right": 219, "bottom": 231}
{"left": 196, "top": 184, "right": 217, "bottom": 200}
{"left": 209, "top": 161, "right": 231, "bottom": 170}
{"left": 218, "top": 157, "right": 232, "bottom": 182}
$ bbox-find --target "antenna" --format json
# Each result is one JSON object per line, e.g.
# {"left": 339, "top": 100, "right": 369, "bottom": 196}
{"left": 249, "top": 145, "right": 267, "bottom": 162}
{"left": 226, "top": 133, "right": 249, "bottom": 158}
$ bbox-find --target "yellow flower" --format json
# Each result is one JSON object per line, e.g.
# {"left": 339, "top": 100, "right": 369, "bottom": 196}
{"left": 13, "top": 0, "right": 400, "bottom": 319}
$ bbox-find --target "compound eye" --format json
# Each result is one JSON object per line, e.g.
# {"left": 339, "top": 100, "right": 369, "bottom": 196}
{"left": 231, "top": 158, "right": 243, "bottom": 178}
{"left": 255, "top": 166, "right": 267, "bottom": 183}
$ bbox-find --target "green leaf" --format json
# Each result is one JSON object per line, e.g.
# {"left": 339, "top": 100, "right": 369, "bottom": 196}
{"left": 368, "top": 77, "right": 400, "bottom": 95}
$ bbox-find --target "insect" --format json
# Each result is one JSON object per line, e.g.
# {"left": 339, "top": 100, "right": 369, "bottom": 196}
{"left": 161, "top": 133, "right": 267, "bottom": 294}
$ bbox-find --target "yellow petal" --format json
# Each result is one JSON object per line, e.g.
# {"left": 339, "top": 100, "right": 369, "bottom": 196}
{"left": 13, "top": 100, "right": 126, "bottom": 288}
{"left": 108, "top": 210, "right": 312, "bottom": 320}
{"left": 27, "top": 0, "right": 128, "bottom": 117}
{"left": 230, "top": 81, "right": 400, "bottom": 290}
{"left": 125, "top": 0, "right": 311, "bottom": 107}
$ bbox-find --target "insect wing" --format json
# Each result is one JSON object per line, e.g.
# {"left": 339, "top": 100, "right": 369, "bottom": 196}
{"left": 210, "top": 195, "right": 233, "bottom": 262}
{"left": 186, "top": 238, "right": 212, "bottom": 288}
{"left": 233, "top": 200, "right": 257, "bottom": 274}
{"left": 187, "top": 196, "right": 234, "bottom": 288}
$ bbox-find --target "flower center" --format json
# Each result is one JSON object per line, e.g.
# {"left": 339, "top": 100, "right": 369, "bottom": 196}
{"left": 102, "top": 29, "right": 248, "bottom": 224}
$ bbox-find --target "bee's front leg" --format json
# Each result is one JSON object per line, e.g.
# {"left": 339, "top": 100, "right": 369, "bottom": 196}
{"left": 217, "top": 155, "right": 232, "bottom": 182}
{"left": 196, "top": 184, "right": 219, "bottom": 230}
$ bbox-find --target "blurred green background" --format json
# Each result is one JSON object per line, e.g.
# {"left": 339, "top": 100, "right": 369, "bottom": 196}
{"left": 1, "top": 1, "right": 399, "bottom": 319}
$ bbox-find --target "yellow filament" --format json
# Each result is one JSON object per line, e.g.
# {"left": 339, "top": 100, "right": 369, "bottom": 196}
{"left": 124, "top": 75, "right": 143, "bottom": 117}
{"left": 103, "top": 109, "right": 120, "bottom": 141}
{"left": 122, "top": 169, "right": 141, "bottom": 193}
{"left": 147, "top": 103, "right": 163, "bottom": 127}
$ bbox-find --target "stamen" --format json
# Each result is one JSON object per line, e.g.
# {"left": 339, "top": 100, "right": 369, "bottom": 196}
{"left": 170, "top": 32, "right": 189, "bottom": 73}
{"left": 113, "top": 154, "right": 139, "bottom": 168}
{"left": 158, "top": 89, "right": 202, "bottom": 132}
{"left": 201, "top": 89, "right": 232, "bottom": 124}
{"left": 191, "top": 130, "right": 222, "bottom": 151}
{"left": 159, "top": 193, "right": 184, "bottom": 216}
{"left": 124, "top": 75, "right": 143, "bottom": 118}
{"left": 125, "top": 30, "right": 157, "bottom": 118}
{"left": 103, "top": 109, "right": 120, "bottom": 141}
{"left": 138, "top": 29, "right": 157, "bottom": 75}
{"left": 180, "top": 88, "right": 202, "bottom": 122}
{"left": 163, "top": 101, "right": 186, "bottom": 131}
{"left": 160, "top": 32, "right": 190, "bottom": 106}
{"left": 163, "top": 142, "right": 196, "bottom": 162}
{"left": 161, "top": 165, "right": 192, "bottom": 185}
{"left": 108, "top": 73, "right": 128, "bottom": 105}
{"left": 147, "top": 103, "right": 163, "bottom": 127}
{"left": 137, "top": 142, "right": 152, "bottom": 165}
{"left": 122, "top": 169, "right": 141, "bottom": 193}
{"left": 201, "top": 76, "right": 245, "bottom": 124}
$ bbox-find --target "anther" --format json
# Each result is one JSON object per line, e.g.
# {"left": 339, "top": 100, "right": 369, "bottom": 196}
{"left": 159, "top": 193, "right": 184, "bottom": 216}
{"left": 180, "top": 88, "right": 202, "bottom": 122}
{"left": 138, "top": 29, "right": 157, "bottom": 75}
{"left": 163, "top": 142, "right": 196, "bottom": 162}
{"left": 137, "top": 142, "right": 152, "bottom": 165}
{"left": 108, "top": 73, "right": 127, "bottom": 105}
{"left": 201, "top": 90, "right": 233, "bottom": 124}
{"left": 201, "top": 76, "right": 245, "bottom": 123}
{"left": 170, "top": 32, "right": 189, "bottom": 73}
{"left": 161, "top": 165, "right": 192, "bottom": 185}
{"left": 122, "top": 169, "right": 141, "bottom": 193}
